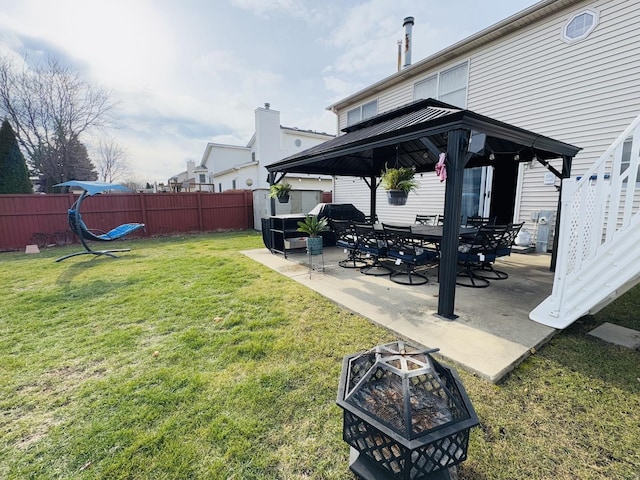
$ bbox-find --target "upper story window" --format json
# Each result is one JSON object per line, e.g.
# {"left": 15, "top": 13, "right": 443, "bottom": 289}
{"left": 562, "top": 9, "right": 599, "bottom": 43}
{"left": 413, "top": 61, "right": 468, "bottom": 108}
{"left": 347, "top": 99, "right": 378, "bottom": 126}
{"left": 295, "top": 139, "right": 302, "bottom": 147}
{"left": 198, "top": 174, "right": 206, "bottom": 183}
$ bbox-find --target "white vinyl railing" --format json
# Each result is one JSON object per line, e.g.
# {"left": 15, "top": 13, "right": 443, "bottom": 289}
{"left": 531, "top": 113, "right": 640, "bottom": 328}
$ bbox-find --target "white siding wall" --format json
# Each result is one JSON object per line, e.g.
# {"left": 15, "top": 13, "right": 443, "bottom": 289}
{"left": 468, "top": 0, "right": 640, "bottom": 232}
{"left": 335, "top": 175, "right": 445, "bottom": 224}
{"left": 205, "top": 145, "right": 251, "bottom": 175}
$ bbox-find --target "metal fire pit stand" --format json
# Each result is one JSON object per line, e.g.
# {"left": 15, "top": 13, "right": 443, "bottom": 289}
{"left": 337, "top": 341, "right": 478, "bottom": 480}
{"left": 349, "top": 448, "right": 453, "bottom": 480}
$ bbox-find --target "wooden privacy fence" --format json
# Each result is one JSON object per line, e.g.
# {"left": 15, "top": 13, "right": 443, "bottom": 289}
{"left": 0, "top": 191, "right": 254, "bottom": 251}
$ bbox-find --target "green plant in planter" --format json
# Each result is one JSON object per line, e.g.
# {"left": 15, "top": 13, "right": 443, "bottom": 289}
{"left": 380, "top": 166, "right": 419, "bottom": 193}
{"left": 296, "top": 214, "right": 329, "bottom": 255}
{"left": 296, "top": 215, "right": 329, "bottom": 237}
{"left": 269, "top": 182, "right": 292, "bottom": 202}
{"left": 381, "top": 166, "right": 419, "bottom": 205}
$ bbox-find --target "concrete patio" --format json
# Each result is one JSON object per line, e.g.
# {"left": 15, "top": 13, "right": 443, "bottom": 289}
{"left": 242, "top": 246, "right": 558, "bottom": 383}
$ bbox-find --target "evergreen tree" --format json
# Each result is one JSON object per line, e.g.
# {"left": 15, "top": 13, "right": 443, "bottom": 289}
{"left": 0, "top": 119, "right": 32, "bottom": 194}
{"left": 34, "top": 128, "right": 97, "bottom": 193}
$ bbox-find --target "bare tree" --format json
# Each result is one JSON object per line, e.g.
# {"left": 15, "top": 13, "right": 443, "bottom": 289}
{"left": 121, "top": 178, "right": 147, "bottom": 192}
{"left": 0, "top": 56, "right": 114, "bottom": 189}
{"left": 95, "top": 136, "right": 130, "bottom": 183}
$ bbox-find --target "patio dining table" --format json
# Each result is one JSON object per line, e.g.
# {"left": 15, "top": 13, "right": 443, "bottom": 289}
{"left": 373, "top": 224, "right": 477, "bottom": 246}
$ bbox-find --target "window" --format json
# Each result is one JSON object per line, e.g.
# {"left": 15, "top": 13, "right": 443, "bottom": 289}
{"left": 413, "top": 61, "right": 468, "bottom": 108}
{"left": 232, "top": 179, "right": 237, "bottom": 190}
{"left": 346, "top": 99, "right": 378, "bottom": 126}
{"left": 439, "top": 63, "right": 468, "bottom": 107}
{"left": 295, "top": 139, "right": 302, "bottom": 147}
{"left": 218, "top": 183, "right": 222, "bottom": 192}
{"left": 563, "top": 9, "right": 598, "bottom": 43}
{"left": 414, "top": 75, "right": 437, "bottom": 101}
{"left": 621, "top": 138, "right": 640, "bottom": 186}
{"left": 198, "top": 174, "right": 206, "bottom": 183}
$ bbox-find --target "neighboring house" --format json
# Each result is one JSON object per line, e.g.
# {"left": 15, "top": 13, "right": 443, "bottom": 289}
{"left": 169, "top": 104, "right": 334, "bottom": 193}
{"left": 328, "top": 0, "right": 640, "bottom": 247}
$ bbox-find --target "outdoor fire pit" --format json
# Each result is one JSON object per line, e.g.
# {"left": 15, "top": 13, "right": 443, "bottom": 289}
{"left": 336, "top": 341, "right": 479, "bottom": 480}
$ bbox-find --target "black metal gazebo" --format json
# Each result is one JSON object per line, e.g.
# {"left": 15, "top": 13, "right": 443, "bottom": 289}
{"left": 267, "top": 98, "right": 580, "bottom": 319}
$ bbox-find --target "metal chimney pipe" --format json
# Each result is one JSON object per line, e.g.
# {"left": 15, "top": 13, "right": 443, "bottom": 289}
{"left": 403, "top": 16, "right": 414, "bottom": 69}
{"left": 397, "top": 40, "right": 402, "bottom": 71}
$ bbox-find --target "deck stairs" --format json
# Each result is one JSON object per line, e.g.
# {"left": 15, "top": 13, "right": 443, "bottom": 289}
{"left": 530, "top": 113, "right": 640, "bottom": 329}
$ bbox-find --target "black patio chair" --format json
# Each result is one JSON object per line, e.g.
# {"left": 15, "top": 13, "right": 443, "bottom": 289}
{"left": 331, "top": 219, "right": 368, "bottom": 269}
{"left": 474, "top": 222, "right": 524, "bottom": 280}
{"left": 353, "top": 223, "right": 391, "bottom": 276}
{"left": 383, "top": 224, "right": 439, "bottom": 285}
{"left": 456, "top": 224, "right": 508, "bottom": 288}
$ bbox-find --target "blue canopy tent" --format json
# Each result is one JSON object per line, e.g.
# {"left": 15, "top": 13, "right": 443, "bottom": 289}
{"left": 54, "top": 181, "right": 145, "bottom": 262}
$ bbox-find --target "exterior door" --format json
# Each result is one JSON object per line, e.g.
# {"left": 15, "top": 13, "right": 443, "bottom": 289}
{"left": 461, "top": 166, "right": 492, "bottom": 222}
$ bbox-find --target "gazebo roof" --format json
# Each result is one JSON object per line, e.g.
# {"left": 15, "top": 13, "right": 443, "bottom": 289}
{"left": 267, "top": 98, "right": 580, "bottom": 177}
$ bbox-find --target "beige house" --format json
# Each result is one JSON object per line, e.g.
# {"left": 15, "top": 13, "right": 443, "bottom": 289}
{"left": 328, "top": 0, "right": 640, "bottom": 246}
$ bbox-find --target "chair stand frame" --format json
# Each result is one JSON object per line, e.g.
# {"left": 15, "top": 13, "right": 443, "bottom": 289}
{"left": 339, "top": 253, "right": 369, "bottom": 269}
{"left": 456, "top": 264, "right": 491, "bottom": 288}
{"left": 390, "top": 267, "right": 428, "bottom": 285}
{"left": 360, "top": 259, "right": 392, "bottom": 276}
{"left": 473, "top": 263, "right": 509, "bottom": 280}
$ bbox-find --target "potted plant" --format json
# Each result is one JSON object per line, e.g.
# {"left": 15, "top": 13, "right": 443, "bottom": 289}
{"left": 296, "top": 214, "right": 329, "bottom": 255}
{"left": 380, "top": 166, "right": 419, "bottom": 205}
{"left": 269, "top": 182, "right": 292, "bottom": 203}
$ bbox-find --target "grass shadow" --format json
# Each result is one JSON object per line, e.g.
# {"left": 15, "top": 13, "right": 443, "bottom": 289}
{"left": 56, "top": 253, "right": 145, "bottom": 286}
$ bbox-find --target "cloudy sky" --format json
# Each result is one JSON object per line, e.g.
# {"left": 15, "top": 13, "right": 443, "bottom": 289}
{"left": 0, "top": 0, "right": 538, "bottom": 184}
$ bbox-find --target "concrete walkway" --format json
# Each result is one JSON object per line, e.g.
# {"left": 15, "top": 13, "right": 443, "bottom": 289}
{"left": 242, "top": 247, "right": 557, "bottom": 382}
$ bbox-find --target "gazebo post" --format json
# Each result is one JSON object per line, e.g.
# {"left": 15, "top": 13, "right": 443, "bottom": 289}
{"left": 437, "top": 129, "right": 469, "bottom": 319}
{"left": 268, "top": 171, "right": 276, "bottom": 217}
{"left": 369, "top": 174, "right": 377, "bottom": 224}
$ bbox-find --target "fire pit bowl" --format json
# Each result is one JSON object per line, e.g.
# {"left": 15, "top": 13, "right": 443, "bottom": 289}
{"left": 336, "top": 341, "right": 479, "bottom": 480}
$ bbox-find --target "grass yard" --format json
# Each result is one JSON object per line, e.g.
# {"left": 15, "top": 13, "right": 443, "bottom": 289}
{"left": 0, "top": 231, "right": 638, "bottom": 479}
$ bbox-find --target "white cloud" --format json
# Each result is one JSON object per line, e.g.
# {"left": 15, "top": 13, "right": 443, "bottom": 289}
{"left": 0, "top": 0, "right": 540, "bottom": 183}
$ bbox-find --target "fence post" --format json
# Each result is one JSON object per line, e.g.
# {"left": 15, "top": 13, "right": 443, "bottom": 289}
{"left": 139, "top": 192, "right": 149, "bottom": 236}
{"left": 197, "top": 192, "right": 204, "bottom": 231}
{"left": 245, "top": 190, "right": 253, "bottom": 229}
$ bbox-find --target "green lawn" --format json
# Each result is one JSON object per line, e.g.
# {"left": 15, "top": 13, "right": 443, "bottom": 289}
{"left": 1, "top": 232, "right": 638, "bottom": 479}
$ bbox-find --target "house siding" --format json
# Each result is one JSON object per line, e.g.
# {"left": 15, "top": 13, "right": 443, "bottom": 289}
{"left": 468, "top": 0, "right": 640, "bottom": 232}
{"left": 333, "top": 0, "right": 640, "bottom": 239}
{"left": 335, "top": 175, "right": 445, "bottom": 224}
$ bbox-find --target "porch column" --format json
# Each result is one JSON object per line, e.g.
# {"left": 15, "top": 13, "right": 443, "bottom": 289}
{"left": 437, "top": 129, "right": 469, "bottom": 319}
{"left": 550, "top": 154, "right": 574, "bottom": 271}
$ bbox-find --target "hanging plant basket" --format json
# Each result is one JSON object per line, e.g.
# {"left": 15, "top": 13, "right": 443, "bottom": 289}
{"left": 278, "top": 193, "right": 290, "bottom": 203}
{"left": 381, "top": 165, "right": 417, "bottom": 206}
{"left": 306, "top": 236, "right": 323, "bottom": 255}
{"left": 387, "top": 189, "right": 408, "bottom": 205}
{"left": 269, "top": 182, "right": 292, "bottom": 203}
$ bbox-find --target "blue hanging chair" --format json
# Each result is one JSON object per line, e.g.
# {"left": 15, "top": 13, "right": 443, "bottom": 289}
{"left": 54, "top": 181, "right": 145, "bottom": 262}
